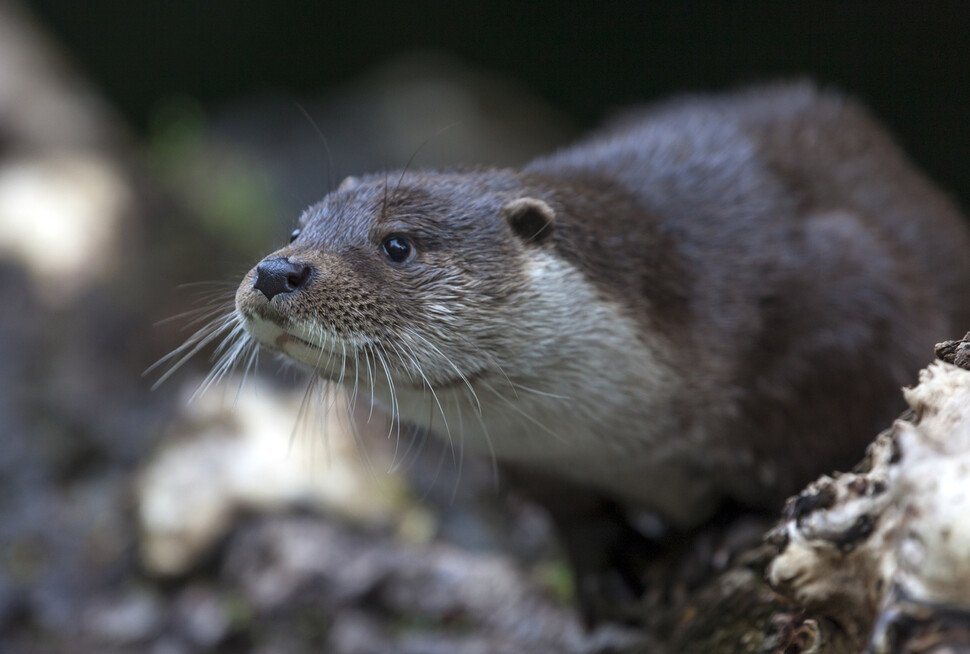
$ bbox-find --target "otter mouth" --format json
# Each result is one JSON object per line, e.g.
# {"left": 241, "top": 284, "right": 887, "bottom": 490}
{"left": 275, "top": 329, "right": 357, "bottom": 383}
{"left": 241, "top": 309, "right": 486, "bottom": 392}
{"left": 241, "top": 311, "right": 402, "bottom": 389}
{"left": 275, "top": 331, "right": 320, "bottom": 351}
{"left": 241, "top": 310, "right": 339, "bottom": 366}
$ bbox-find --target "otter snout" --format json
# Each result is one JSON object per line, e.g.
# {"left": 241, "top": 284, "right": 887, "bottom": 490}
{"left": 252, "top": 257, "right": 313, "bottom": 301}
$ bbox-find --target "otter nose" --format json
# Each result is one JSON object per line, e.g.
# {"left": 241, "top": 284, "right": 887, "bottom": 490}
{"left": 253, "top": 257, "right": 313, "bottom": 301}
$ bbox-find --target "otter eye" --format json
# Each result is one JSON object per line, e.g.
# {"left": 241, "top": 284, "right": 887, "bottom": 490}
{"left": 382, "top": 235, "right": 413, "bottom": 263}
{"left": 289, "top": 228, "right": 301, "bottom": 244}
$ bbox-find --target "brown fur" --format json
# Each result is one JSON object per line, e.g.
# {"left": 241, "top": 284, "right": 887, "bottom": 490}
{"left": 235, "top": 82, "right": 970, "bottom": 622}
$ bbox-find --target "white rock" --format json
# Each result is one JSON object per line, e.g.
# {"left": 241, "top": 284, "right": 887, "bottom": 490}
{"left": 137, "top": 377, "right": 409, "bottom": 576}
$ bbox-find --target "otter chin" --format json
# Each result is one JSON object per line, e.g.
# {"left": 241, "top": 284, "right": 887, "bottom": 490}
{"left": 233, "top": 82, "right": 970, "bottom": 625}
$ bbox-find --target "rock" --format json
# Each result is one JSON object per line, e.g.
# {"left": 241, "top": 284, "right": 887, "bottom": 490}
{"left": 172, "top": 586, "right": 232, "bottom": 649}
{"left": 82, "top": 588, "right": 164, "bottom": 645}
{"left": 767, "top": 362, "right": 970, "bottom": 652}
{"left": 136, "top": 376, "right": 411, "bottom": 577}
{"left": 0, "top": 153, "right": 133, "bottom": 306}
{"left": 221, "top": 515, "right": 643, "bottom": 654}
{"left": 936, "top": 332, "right": 970, "bottom": 371}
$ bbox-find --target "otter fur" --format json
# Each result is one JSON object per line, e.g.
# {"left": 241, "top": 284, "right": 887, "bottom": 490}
{"left": 233, "top": 82, "right": 970, "bottom": 622}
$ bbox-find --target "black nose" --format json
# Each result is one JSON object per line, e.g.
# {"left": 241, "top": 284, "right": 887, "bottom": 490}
{"left": 253, "top": 257, "right": 313, "bottom": 301}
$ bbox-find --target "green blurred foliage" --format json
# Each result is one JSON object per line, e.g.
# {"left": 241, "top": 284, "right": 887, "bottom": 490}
{"left": 148, "top": 96, "right": 280, "bottom": 257}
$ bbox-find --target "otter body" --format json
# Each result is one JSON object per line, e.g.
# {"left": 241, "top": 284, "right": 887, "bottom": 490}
{"left": 235, "top": 83, "right": 970, "bottom": 616}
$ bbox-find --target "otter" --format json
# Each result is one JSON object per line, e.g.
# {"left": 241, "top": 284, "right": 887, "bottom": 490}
{"left": 233, "top": 83, "right": 970, "bottom": 623}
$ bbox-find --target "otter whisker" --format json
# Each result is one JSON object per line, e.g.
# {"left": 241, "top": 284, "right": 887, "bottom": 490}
{"left": 389, "top": 412, "right": 404, "bottom": 471}
{"left": 166, "top": 283, "right": 238, "bottom": 315}
{"left": 292, "top": 374, "right": 313, "bottom": 445}
{"left": 181, "top": 285, "right": 237, "bottom": 300}
{"left": 424, "top": 378, "right": 455, "bottom": 468}
{"left": 387, "top": 421, "right": 421, "bottom": 474}
{"left": 322, "top": 327, "right": 340, "bottom": 377}
{"left": 477, "top": 351, "right": 520, "bottom": 401}
{"left": 303, "top": 325, "right": 337, "bottom": 462}
{"left": 146, "top": 311, "right": 239, "bottom": 390}
{"left": 349, "top": 344, "right": 361, "bottom": 417}
{"left": 311, "top": 378, "right": 329, "bottom": 465}
{"left": 384, "top": 338, "right": 429, "bottom": 394}
{"left": 387, "top": 337, "right": 425, "bottom": 387}
{"left": 401, "top": 328, "right": 482, "bottom": 416}
{"left": 381, "top": 338, "right": 431, "bottom": 471}
{"left": 337, "top": 338, "right": 350, "bottom": 391}
{"left": 183, "top": 304, "right": 238, "bottom": 329}
{"left": 153, "top": 300, "right": 233, "bottom": 328}
{"left": 391, "top": 122, "right": 461, "bottom": 199}
{"left": 326, "top": 380, "right": 349, "bottom": 466}
{"left": 380, "top": 170, "right": 389, "bottom": 221}
{"left": 177, "top": 280, "right": 239, "bottom": 289}
{"left": 146, "top": 311, "right": 235, "bottom": 373}
{"left": 291, "top": 373, "right": 320, "bottom": 459}
{"left": 307, "top": 323, "right": 329, "bottom": 374}
{"left": 372, "top": 343, "right": 400, "bottom": 440}
{"left": 466, "top": 389, "right": 499, "bottom": 489}
{"left": 234, "top": 338, "right": 260, "bottom": 406}
{"left": 307, "top": 329, "right": 352, "bottom": 464}
{"left": 211, "top": 319, "right": 247, "bottom": 359}
{"left": 450, "top": 393, "right": 466, "bottom": 503}
{"left": 478, "top": 378, "right": 568, "bottom": 445}
{"left": 379, "top": 341, "right": 406, "bottom": 448}
{"left": 506, "top": 382, "right": 571, "bottom": 401}
{"left": 304, "top": 322, "right": 342, "bottom": 390}
{"left": 192, "top": 321, "right": 251, "bottom": 401}
{"left": 294, "top": 102, "right": 335, "bottom": 191}
{"left": 418, "top": 397, "right": 453, "bottom": 499}
{"left": 389, "top": 336, "right": 453, "bottom": 458}
{"left": 386, "top": 336, "right": 463, "bottom": 469}
{"left": 343, "top": 384, "right": 382, "bottom": 484}
{"left": 363, "top": 345, "right": 377, "bottom": 422}
{"left": 200, "top": 328, "right": 246, "bottom": 394}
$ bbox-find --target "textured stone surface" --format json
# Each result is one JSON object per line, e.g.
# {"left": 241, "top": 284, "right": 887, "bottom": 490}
{"left": 768, "top": 363, "right": 970, "bottom": 653}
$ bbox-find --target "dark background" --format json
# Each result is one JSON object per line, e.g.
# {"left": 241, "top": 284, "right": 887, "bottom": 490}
{"left": 25, "top": 1, "right": 970, "bottom": 206}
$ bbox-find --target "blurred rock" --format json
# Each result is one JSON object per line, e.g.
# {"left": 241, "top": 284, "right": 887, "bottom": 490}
{"left": 221, "top": 515, "right": 643, "bottom": 654}
{"left": 82, "top": 588, "right": 164, "bottom": 646}
{"left": 137, "top": 376, "right": 412, "bottom": 576}
{"left": 171, "top": 586, "right": 232, "bottom": 649}
{"left": 0, "top": 152, "right": 132, "bottom": 306}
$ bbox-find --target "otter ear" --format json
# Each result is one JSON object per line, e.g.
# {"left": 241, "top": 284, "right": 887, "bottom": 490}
{"left": 502, "top": 197, "right": 555, "bottom": 244}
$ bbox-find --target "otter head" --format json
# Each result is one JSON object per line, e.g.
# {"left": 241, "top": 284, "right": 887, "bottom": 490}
{"left": 234, "top": 170, "right": 561, "bottom": 404}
